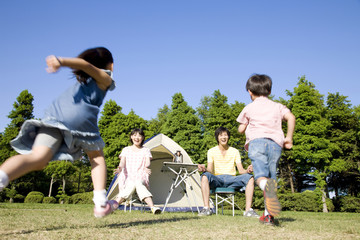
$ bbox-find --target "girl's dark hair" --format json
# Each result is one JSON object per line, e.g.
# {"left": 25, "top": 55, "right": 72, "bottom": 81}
{"left": 130, "top": 128, "right": 145, "bottom": 146}
{"left": 73, "top": 47, "right": 113, "bottom": 83}
{"left": 215, "top": 126, "right": 230, "bottom": 144}
{"left": 246, "top": 74, "right": 272, "bottom": 96}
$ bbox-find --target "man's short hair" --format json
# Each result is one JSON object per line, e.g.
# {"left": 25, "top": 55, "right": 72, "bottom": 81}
{"left": 215, "top": 126, "right": 230, "bottom": 144}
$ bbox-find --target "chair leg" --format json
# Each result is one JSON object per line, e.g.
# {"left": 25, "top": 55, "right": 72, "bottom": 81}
{"left": 232, "top": 194, "right": 235, "bottom": 217}
{"left": 216, "top": 194, "right": 218, "bottom": 215}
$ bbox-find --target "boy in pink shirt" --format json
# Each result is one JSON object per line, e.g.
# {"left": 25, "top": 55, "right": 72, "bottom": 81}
{"left": 237, "top": 74, "right": 295, "bottom": 225}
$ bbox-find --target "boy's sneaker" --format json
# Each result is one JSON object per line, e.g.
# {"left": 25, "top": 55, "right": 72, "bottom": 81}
{"left": 259, "top": 214, "right": 275, "bottom": 226}
{"left": 264, "top": 178, "right": 281, "bottom": 217}
{"left": 198, "top": 208, "right": 212, "bottom": 216}
{"left": 151, "top": 207, "right": 162, "bottom": 214}
{"left": 94, "top": 200, "right": 118, "bottom": 218}
{"left": 243, "top": 208, "right": 260, "bottom": 218}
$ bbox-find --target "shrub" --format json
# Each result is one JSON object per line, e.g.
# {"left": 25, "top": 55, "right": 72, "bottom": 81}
{"left": 24, "top": 191, "right": 44, "bottom": 203}
{"left": 279, "top": 190, "right": 334, "bottom": 212}
{"left": 338, "top": 196, "right": 360, "bottom": 213}
{"left": 14, "top": 194, "right": 25, "bottom": 203}
{"left": 70, "top": 192, "right": 93, "bottom": 204}
{"left": 57, "top": 195, "right": 70, "bottom": 204}
{"left": 43, "top": 196, "right": 57, "bottom": 204}
{"left": 56, "top": 188, "right": 70, "bottom": 204}
{"left": 325, "top": 197, "right": 335, "bottom": 212}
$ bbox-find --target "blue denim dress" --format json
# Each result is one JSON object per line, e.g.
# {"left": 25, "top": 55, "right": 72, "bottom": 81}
{"left": 10, "top": 70, "right": 115, "bottom": 161}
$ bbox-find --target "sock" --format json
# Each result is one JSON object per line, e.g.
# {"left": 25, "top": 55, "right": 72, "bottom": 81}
{"left": 264, "top": 209, "right": 269, "bottom": 216}
{"left": 93, "top": 189, "right": 107, "bottom": 210}
{"left": 0, "top": 170, "right": 9, "bottom": 191}
{"left": 203, "top": 207, "right": 209, "bottom": 210}
{"left": 259, "top": 179, "right": 267, "bottom": 191}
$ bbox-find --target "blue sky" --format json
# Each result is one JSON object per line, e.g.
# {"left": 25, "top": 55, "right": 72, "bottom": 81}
{"left": 1, "top": 1, "right": 359, "bottom": 132}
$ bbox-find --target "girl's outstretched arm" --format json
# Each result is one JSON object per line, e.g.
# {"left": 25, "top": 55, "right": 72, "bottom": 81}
{"left": 46, "top": 55, "right": 112, "bottom": 91}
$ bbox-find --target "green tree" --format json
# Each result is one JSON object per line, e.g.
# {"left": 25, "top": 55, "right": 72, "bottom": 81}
{"left": 44, "top": 162, "right": 59, "bottom": 197}
{"left": 44, "top": 161, "right": 76, "bottom": 199}
{"left": 162, "top": 93, "right": 203, "bottom": 163}
{"left": 148, "top": 104, "right": 170, "bottom": 136}
{"left": 72, "top": 156, "right": 92, "bottom": 193}
{"left": 229, "top": 100, "right": 247, "bottom": 156}
{"left": 197, "top": 90, "right": 246, "bottom": 164}
{"left": 99, "top": 100, "right": 126, "bottom": 179}
{"left": 326, "top": 93, "right": 360, "bottom": 197}
{"left": 0, "top": 90, "right": 38, "bottom": 198}
{"left": 0, "top": 90, "right": 34, "bottom": 163}
{"left": 99, "top": 100, "right": 150, "bottom": 183}
{"left": 287, "top": 76, "right": 332, "bottom": 212}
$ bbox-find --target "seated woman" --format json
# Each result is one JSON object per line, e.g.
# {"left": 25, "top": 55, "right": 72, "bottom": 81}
{"left": 113, "top": 128, "right": 161, "bottom": 214}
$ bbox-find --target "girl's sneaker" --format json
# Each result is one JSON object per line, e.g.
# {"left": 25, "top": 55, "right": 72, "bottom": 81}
{"left": 109, "top": 200, "right": 119, "bottom": 211}
{"left": 94, "top": 200, "right": 118, "bottom": 218}
{"left": 151, "top": 207, "right": 161, "bottom": 214}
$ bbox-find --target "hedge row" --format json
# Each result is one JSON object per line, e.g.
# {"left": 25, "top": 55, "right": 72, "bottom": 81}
{"left": 2, "top": 190, "right": 360, "bottom": 213}
{"left": 24, "top": 191, "right": 93, "bottom": 204}
{"left": 234, "top": 190, "right": 359, "bottom": 213}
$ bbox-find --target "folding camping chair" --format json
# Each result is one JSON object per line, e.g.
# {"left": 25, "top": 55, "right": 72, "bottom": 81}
{"left": 211, "top": 187, "right": 242, "bottom": 216}
{"left": 123, "top": 194, "right": 145, "bottom": 213}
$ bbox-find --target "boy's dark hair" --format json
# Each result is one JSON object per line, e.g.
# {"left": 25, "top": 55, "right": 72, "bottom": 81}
{"left": 215, "top": 126, "right": 230, "bottom": 144}
{"left": 73, "top": 47, "right": 113, "bottom": 83}
{"left": 246, "top": 74, "right": 272, "bottom": 96}
{"left": 130, "top": 128, "right": 145, "bottom": 146}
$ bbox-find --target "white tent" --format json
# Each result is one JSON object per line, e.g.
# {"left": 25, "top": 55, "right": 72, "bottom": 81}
{"left": 107, "top": 133, "right": 205, "bottom": 212}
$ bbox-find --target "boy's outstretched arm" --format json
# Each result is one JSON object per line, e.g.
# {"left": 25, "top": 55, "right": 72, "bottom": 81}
{"left": 238, "top": 123, "right": 248, "bottom": 134}
{"left": 283, "top": 112, "right": 296, "bottom": 149}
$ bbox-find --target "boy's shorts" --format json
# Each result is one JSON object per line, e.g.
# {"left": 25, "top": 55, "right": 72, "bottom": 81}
{"left": 201, "top": 172, "right": 253, "bottom": 190}
{"left": 247, "top": 138, "right": 282, "bottom": 180}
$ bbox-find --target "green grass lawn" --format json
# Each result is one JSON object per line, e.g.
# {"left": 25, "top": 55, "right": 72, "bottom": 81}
{"left": 1, "top": 203, "right": 359, "bottom": 240}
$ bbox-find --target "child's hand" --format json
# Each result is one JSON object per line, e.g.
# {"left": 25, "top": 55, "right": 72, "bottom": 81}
{"left": 46, "top": 55, "right": 61, "bottom": 73}
{"left": 198, "top": 164, "right": 206, "bottom": 172}
{"left": 238, "top": 123, "right": 248, "bottom": 134}
{"left": 113, "top": 167, "right": 122, "bottom": 175}
{"left": 284, "top": 137, "right": 293, "bottom": 149}
{"left": 144, "top": 168, "right": 152, "bottom": 175}
{"left": 247, "top": 164, "right": 253, "bottom": 173}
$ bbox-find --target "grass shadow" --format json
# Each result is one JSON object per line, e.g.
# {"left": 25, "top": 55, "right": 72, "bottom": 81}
{"left": 106, "top": 216, "right": 198, "bottom": 228}
{"left": 1, "top": 215, "right": 198, "bottom": 237}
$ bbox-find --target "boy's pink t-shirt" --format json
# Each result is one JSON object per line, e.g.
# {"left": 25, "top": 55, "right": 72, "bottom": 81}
{"left": 236, "top": 96, "right": 290, "bottom": 150}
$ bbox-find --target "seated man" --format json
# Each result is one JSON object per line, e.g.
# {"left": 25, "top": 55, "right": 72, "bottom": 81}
{"left": 198, "top": 126, "right": 259, "bottom": 217}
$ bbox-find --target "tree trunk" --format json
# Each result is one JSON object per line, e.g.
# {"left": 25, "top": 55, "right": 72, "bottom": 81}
{"left": 60, "top": 176, "right": 66, "bottom": 205}
{"left": 48, "top": 177, "right": 54, "bottom": 197}
{"left": 77, "top": 172, "right": 81, "bottom": 193}
{"left": 287, "top": 163, "right": 295, "bottom": 193}
{"left": 321, "top": 189, "right": 328, "bottom": 213}
{"left": 62, "top": 176, "right": 66, "bottom": 194}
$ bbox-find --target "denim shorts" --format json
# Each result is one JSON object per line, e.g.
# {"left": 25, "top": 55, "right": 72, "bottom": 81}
{"left": 201, "top": 172, "right": 253, "bottom": 190}
{"left": 248, "top": 138, "right": 282, "bottom": 180}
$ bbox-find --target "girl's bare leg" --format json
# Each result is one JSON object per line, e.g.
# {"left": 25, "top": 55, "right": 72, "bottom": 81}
{"left": 0, "top": 145, "right": 53, "bottom": 181}
{"left": 87, "top": 149, "right": 107, "bottom": 191}
{"left": 143, "top": 197, "right": 155, "bottom": 208}
{"left": 87, "top": 149, "right": 109, "bottom": 209}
